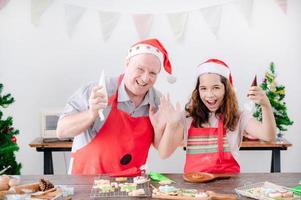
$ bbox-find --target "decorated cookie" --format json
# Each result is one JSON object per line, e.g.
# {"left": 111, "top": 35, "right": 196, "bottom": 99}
{"left": 268, "top": 192, "right": 282, "bottom": 198}
{"left": 281, "top": 191, "right": 294, "bottom": 198}
{"left": 133, "top": 176, "right": 149, "bottom": 184}
{"left": 98, "top": 184, "right": 115, "bottom": 193}
{"left": 128, "top": 188, "right": 145, "bottom": 196}
{"left": 195, "top": 192, "right": 208, "bottom": 198}
{"left": 158, "top": 185, "right": 178, "bottom": 195}
{"left": 94, "top": 179, "right": 110, "bottom": 185}
{"left": 119, "top": 183, "right": 137, "bottom": 192}
{"left": 159, "top": 180, "right": 173, "bottom": 185}
{"left": 115, "top": 177, "right": 127, "bottom": 182}
{"left": 180, "top": 189, "right": 198, "bottom": 197}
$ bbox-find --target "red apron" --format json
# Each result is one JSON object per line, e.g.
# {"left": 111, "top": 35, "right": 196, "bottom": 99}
{"left": 184, "top": 116, "right": 240, "bottom": 174}
{"left": 71, "top": 75, "right": 153, "bottom": 176}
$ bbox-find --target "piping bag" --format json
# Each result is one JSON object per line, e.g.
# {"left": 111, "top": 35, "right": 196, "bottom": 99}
{"left": 251, "top": 75, "right": 257, "bottom": 86}
{"left": 98, "top": 70, "right": 108, "bottom": 121}
{"left": 149, "top": 171, "right": 176, "bottom": 184}
{"left": 244, "top": 75, "right": 257, "bottom": 113}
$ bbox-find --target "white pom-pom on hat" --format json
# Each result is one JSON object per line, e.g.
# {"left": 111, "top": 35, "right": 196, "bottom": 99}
{"left": 166, "top": 74, "right": 177, "bottom": 84}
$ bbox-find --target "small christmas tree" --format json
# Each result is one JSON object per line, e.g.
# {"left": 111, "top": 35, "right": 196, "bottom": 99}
{"left": 253, "top": 62, "right": 293, "bottom": 135}
{"left": 0, "top": 83, "right": 21, "bottom": 175}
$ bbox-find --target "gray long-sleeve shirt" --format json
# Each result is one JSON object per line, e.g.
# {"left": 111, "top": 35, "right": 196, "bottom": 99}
{"left": 60, "top": 76, "right": 161, "bottom": 153}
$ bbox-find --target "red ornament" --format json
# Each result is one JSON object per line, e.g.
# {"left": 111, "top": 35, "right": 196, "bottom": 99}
{"left": 11, "top": 136, "right": 17, "bottom": 143}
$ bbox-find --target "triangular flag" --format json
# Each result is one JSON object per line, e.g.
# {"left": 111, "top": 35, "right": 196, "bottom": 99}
{"left": 31, "top": 0, "right": 53, "bottom": 26}
{"left": 0, "top": 0, "right": 9, "bottom": 10}
{"left": 132, "top": 14, "right": 153, "bottom": 39}
{"left": 274, "top": 0, "right": 287, "bottom": 14}
{"left": 64, "top": 4, "right": 86, "bottom": 37}
{"left": 200, "top": 5, "right": 222, "bottom": 37}
{"left": 167, "top": 12, "right": 188, "bottom": 40}
{"left": 98, "top": 11, "right": 120, "bottom": 41}
{"left": 236, "top": 0, "right": 254, "bottom": 26}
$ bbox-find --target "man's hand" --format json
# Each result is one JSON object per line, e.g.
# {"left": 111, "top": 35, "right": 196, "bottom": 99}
{"left": 88, "top": 86, "right": 108, "bottom": 119}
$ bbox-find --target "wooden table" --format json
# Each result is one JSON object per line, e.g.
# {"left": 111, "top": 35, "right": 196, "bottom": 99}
{"left": 240, "top": 139, "right": 292, "bottom": 173}
{"left": 29, "top": 138, "right": 72, "bottom": 175}
{"left": 9, "top": 173, "right": 301, "bottom": 199}
{"left": 29, "top": 137, "right": 292, "bottom": 175}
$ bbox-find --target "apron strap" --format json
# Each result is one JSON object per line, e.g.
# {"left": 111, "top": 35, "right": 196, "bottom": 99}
{"left": 217, "top": 115, "right": 225, "bottom": 161}
{"left": 108, "top": 74, "right": 124, "bottom": 107}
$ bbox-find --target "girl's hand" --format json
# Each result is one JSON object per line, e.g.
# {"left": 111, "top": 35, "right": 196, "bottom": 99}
{"left": 247, "top": 86, "right": 270, "bottom": 107}
{"left": 149, "top": 105, "right": 166, "bottom": 134}
{"left": 159, "top": 94, "right": 182, "bottom": 125}
{"left": 149, "top": 94, "right": 181, "bottom": 133}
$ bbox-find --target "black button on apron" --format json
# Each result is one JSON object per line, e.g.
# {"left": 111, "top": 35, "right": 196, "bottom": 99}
{"left": 120, "top": 154, "right": 132, "bottom": 165}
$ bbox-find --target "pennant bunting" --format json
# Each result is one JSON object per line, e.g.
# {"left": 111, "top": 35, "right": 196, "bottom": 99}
{"left": 167, "top": 12, "right": 188, "bottom": 40}
{"left": 0, "top": 0, "right": 9, "bottom": 10}
{"left": 98, "top": 11, "right": 120, "bottom": 41}
{"left": 64, "top": 4, "right": 86, "bottom": 37}
{"left": 236, "top": 0, "right": 254, "bottom": 26}
{"left": 31, "top": 0, "right": 53, "bottom": 26}
{"left": 132, "top": 14, "right": 153, "bottom": 39}
{"left": 274, "top": 0, "right": 287, "bottom": 14}
{"left": 200, "top": 5, "right": 222, "bottom": 37}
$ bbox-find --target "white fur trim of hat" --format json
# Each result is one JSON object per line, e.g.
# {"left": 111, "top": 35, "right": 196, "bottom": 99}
{"left": 197, "top": 62, "right": 230, "bottom": 79}
{"left": 126, "top": 44, "right": 164, "bottom": 67}
{"left": 196, "top": 59, "right": 232, "bottom": 84}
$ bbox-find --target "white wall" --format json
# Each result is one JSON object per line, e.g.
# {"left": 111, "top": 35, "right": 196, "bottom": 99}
{"left": 0, "top": 0, "right": 300, "bottom": 175}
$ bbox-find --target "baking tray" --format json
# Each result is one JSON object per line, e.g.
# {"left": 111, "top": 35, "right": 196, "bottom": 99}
{"left": 235, "top": 181, "right": 300, "bottom": 200}
{"left": 90, "top": 176, "right": 151, "bottom": 199}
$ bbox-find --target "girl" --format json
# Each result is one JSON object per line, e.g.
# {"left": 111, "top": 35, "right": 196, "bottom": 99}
{"left": 158, "top": 59, "right": 276, "bottom": 174}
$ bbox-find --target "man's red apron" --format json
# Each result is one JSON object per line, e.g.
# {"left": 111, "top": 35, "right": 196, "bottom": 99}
{"left": 71, "top": 75, "right": 153, "bottom": 176}
{"left": 184, "top": 116, "right": 240, "bottom": 174}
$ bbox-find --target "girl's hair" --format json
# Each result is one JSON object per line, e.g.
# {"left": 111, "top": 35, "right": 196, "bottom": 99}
{"left": 185, "top": 75, "right": 240, "bottom": 131}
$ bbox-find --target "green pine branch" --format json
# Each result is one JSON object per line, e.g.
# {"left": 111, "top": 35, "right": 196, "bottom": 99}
{"left": 0, "top": 83, "right": 22, "bottom": 175}
{"left": 0, "top": 84, "right": 14, "bottom": 108}
{"left": 253, "top": 62, "right": 293, "bottom": 132}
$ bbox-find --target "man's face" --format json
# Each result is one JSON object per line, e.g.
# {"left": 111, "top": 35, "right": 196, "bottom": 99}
{"left": 124, "top": 54, "right": 161, "bottom": 98}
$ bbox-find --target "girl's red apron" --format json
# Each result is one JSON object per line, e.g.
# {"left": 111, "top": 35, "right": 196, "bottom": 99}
{"left": 184, "top": 116, "right": 240, "bottom": 174}
{"left": 71, "top": 75, "right": 153, "bottom": 176}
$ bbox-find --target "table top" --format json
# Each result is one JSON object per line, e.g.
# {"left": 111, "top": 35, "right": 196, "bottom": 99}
{"left": 29, "top": 137, "right": 292, "bottom": 149}
{"left": 13, "top": 173, "right": 301, "bottom": 199}
{"left": 240, "top": 139, "right": 292, "bottom": 148}
{"left": 29, "top": 137, "right": 72, "bottom": 148}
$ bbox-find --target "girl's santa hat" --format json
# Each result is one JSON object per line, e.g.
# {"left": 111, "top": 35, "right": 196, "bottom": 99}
{"left": 197, "top": 59, "right": 233, "bottom": 84}
{"left": 126, "top": 38, "right": 176, "bottom": 83}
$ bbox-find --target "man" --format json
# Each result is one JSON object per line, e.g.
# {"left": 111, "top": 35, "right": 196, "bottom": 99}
{"left": 56, "top": 38, "right": 182, "bottom": 175}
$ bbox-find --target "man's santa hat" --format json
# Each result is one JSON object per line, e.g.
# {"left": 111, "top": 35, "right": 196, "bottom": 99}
{"left": 197, "top": 59, "right": 233, "bottom": 84}
{"left": 126, "top": 38, "right": 176, "bottom": 83}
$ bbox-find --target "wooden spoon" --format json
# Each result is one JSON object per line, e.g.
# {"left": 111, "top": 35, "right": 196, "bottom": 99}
{"left": 152, "top": 191, "right": 237, "bottom": 200}
{"left": 183, "top": 172, "right": 233, "bottom": 183}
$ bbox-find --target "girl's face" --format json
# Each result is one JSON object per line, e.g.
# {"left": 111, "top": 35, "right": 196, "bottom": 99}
{"left": 198, "top": 73, "right": 225, "bottom": 113}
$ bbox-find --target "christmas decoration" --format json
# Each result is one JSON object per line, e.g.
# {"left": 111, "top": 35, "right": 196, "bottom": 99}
{"left": 39, "top": 178, "right": 54, "bottom": 191}
{"left": 253, "top": 63, "right": 293, "bottom": 138}
{"left": 11, "top": 136, "right": 16, "bottom": 143}
{"left": 0, "top": 83, "right": 21, "bottom": 175}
